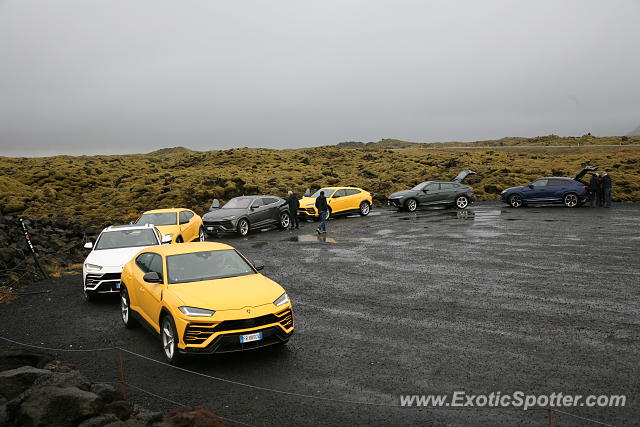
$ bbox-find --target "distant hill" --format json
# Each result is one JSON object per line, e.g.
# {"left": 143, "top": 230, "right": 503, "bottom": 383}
{"left": 147, "top": 146, "right": 196, "bottom": 156}
{"left": 338, "top": 135, "right": 639, "bottom": 149}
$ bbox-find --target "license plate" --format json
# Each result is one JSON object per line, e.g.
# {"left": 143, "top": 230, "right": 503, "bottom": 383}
{"left": 239, "top": 332, "right": 262, "bottom": 343}
{"left": 115, "top": 282, "right": 120, "bottom": 289}
{"left": 206, "top": 226, "right": 213, "bottom": 231}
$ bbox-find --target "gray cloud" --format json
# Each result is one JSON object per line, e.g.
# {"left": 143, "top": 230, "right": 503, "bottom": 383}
{"left": 1, "top": 0, "right": 639, "bottom": 156}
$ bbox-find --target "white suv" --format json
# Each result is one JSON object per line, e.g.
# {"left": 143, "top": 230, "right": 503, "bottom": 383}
{"left": 82, "top": 224, "right": 170, "bottom": 301}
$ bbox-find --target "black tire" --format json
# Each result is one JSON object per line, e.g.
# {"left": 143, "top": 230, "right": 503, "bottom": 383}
{"left": 405, "top": 198, "right": 418, "bottom": 212}
{"left": 563, "top": 193, "right": 579, "bottom": 208}
{"left": 455, "top": 195, "right": 469, "bottom": 209}
{"left": 237, "top": 218, "right": 250, "bottom": 236}
{"left": 83, "top": 288, "right": 97, "bottom": 302}
{"left": 359, "top": 201, "right": 370, "bottom": 216}
{"left": 279, "top": 212, "right": 291, "bottom": 229}
{"left": 176, "top": 235, "right": 184, "bottom": 243}
{"left": 160, "top": 314, "right": 181, "bottom": 365}
{"left": 120, "top": 286, "right": 137, "bottom": 329}
{"left": 508, "top": 194, "right": 523, "bottom": 208}
{"left": 198, "top": 227, "right": 206, "bottom": 242}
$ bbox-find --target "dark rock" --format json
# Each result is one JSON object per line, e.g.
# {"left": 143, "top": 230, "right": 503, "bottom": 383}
{"left": 132, "top": 409, "right": 163, "bottom": 425}
{"left": 483, "top": 184, "right": 502, "bottom": 194}
{"left": 90, "top": 383, "right": 123, "bottom": 404}
{"left": 165, "top": 406, "right": 232, "bottom": 427}
{"left": 78, "top": 413, "right": 120, "bottom": 427}
{"left": 360, "top": 170, "right": 378, "bottom": 179}
{"left": 0, "top": 351, "right": 54, "bottom": 371}
{"left": 34, "top": 369, "right": 91, "bottom": 390}
{"left": 11, "top": 386, "right": 103, "bottom": 427}
{"left": 103, "top": 400, "right": 133, "bottom": 420}
{"left": 0, "top": 366, "right": 52, "bottom": 400}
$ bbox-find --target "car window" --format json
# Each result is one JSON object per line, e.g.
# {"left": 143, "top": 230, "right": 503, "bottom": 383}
{"left": 94, "top": 229, "right": 159, "bottom": 250}
{"left": 263, "top": 198, "right": 278, "bottom": 205}
{"left": 310, "top": 188, "right": 336, "bottom": 198}
{"left": 424, "top": 183, "right": 440, "bottom": 191}
{"left": 548, "top": 179, "right": 569, "bottom": 186}
{"left": 440, "top": 183, "right": 455, "bottom": 190}
{"left": 333, "top": 189, "right": 347, "bottom": 198}
{"left": 135, "top": 253, "right": 153, "bottom": 273}
{"left": 166, "top": 249, "right": 255, "bottom": 284}
{"left": 136, "top": 212, "right": 177, "bottom": 226}
{"left": 184, "top": 211, "right": 194, "bottom": 220}
{"left": 179, "top": 211, "right": 189, "bottom": 223}
{"left": 251, "top": 198, "right": 265, "bottom": 207}
{"left": 148, "top": 254, "right": 164, "bottom": 279}
{"left": 222, "top": 198, "right": 252, "bottom": 209}
{"left": 345, "top": 189, "right": 360, "bottom": 196}
{"left": 532, "top": 179, "right": 549, "bottom": 187}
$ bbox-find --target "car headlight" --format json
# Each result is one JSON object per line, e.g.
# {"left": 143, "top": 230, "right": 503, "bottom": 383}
{"left": 84, "top": 263, "right": 102, "bottom": 272}
{"left": 178, "top": 306, "right": 215, "bottom": 317}
{"left": 221, "top": 216, "right": 236, "bottom": 221}
{"left": 273, "top": 293, "right": 290, "bottom": 307}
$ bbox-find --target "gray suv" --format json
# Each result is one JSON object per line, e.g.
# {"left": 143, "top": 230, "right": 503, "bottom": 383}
{"left": 387, "top": 170, "right": 477, "bottom": 211}
{"left": 202, "top": 195, "right": 290, "bottom": 237}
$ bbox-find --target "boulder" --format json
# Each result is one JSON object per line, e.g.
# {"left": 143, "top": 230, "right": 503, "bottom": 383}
{"left": 91, "top": 383, "right": 124, "bottom": 404}
{"left": 79, "top": 413, "right": 120, "bottom": 427}
{"left": 165, "top": 406, "right": 232, "bottom": 427}
{"left": 0, "top": 351, "right": 53, "bottom": 371}
{"left": 34, "top": 369, "right": 91, "bottom": 390}
{"left": 0, "top": 365, "right": 52, "bottom": 400}
{"left": 103, "top": 400, "right": 133, "bottom": 420}
{"left": 12, "top": 386, "right": 103, "bottom": 427}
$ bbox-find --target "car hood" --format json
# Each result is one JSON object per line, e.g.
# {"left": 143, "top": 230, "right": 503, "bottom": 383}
{"left": 154, "top": 225, "right": 180, "bottom": 236}
{"left": 389, "top": 190, "right": 416, "bottom": 199}
{"left": 502, "top": 185, "right": 527, "bottom": 193}
{"left": 168, "top": 274, "right": 285, "bottom": 311}
{"left": 202, "top": 209, "right": 245, "bottom": 220}
{"left": 85, "top": 246, "right": 153, "bottom": 268}
{"left": 299, "top": 196, "right": 316, "bottom": 206}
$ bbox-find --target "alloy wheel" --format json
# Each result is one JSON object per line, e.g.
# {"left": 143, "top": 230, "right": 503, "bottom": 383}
{"left": 564, "top": 193, "right": 578, "bottom": 208}
{"left": 281, "top": 213, "right": 290, "bottom": 228}
{"left": 509, "top": 194, "right": 522, "bottom": 208}
{"left": 162, "top": 318, "right": 175, "bottom": 360}
{"left": 406, "top": 199, "right": 417, "bottom": 212}
{"left": 360, "top": 202, "right": 370, "bottom": 215}
{"left": 239, "top": 219, "right": 249, "bottom": 236}
{"left": 199, "top": 228, "right": 206, "bottom": 242}
{"left": 456, "top": 196, "right": 468, "bottom": 209}
{"left": 121, "top": 292, "right": 129, "bottom": 324}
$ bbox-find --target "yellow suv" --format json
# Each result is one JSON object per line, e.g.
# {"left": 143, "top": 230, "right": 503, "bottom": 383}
{"left": 298, "top": 187, "right": 372, "bottom": 219}
{"left": 120, "top": 242, "right": 294, "bottom": 363}
{"left": 135, "top": 208, "right": 204, "bottom": 243}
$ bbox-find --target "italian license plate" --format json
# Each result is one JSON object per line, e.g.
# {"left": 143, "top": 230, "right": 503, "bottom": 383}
{"left": 115, "top": 282, "right": 120, "bottom": 289}
{"left": 239, "top": 332, "right": 262, "bottom": 343}
{"left": 206, "top": 226, "right": 213, "bottom": 231}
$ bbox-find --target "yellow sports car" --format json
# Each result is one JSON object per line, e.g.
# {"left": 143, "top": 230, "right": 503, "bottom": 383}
{"left": 119, "top": 242, "right": 294, "bottom": 363}
{"left": 298, "top": 187, "right": 373, "bottom": 219}
{"left": 135, "top": 208, "right": 204, "bottom": 243}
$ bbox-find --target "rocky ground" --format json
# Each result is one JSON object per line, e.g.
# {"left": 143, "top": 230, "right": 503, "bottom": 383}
{"left": 0, "top": 202, "right": 638, "bottom": 426}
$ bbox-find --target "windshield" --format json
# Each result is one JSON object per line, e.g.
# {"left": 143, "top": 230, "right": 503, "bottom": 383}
{"left": 411, "top": 182, "right": 427, "bottom": 190}
{"left": 95, "top": 229, "right": 158, "bottom": 250}
{"left": 222, "top": 198, "right": 253, "bottom": 209}
{"left": 136, "top": 212, "right": 177, "bottom": 226}
{"left": 166, "top": 249, "right": 256, "bottom": 284}
{"left": 310, "top": 188, "right": 336, "bottom": 198}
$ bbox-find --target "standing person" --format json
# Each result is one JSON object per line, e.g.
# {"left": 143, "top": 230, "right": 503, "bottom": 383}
{"left": 589, "top": 173, "right": 601, "bottom": 208}
{"left": 315, "top": 191, "right": 328, "bottom": 234}
{"left": 601, "top": 171, "right": 612, "bottom": 208}
{"left": 286, "top": 191, "right": 300, "bottom": 229}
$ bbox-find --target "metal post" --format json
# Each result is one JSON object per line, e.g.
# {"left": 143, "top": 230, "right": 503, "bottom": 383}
{"left": 547, "top": 407, "right": 553, "bottom": 427}
{"left": 117, "top": 348, "right": 127, "bottom": 399}
{"left": 19, "top": 218, "right": 49, "bottom": 279}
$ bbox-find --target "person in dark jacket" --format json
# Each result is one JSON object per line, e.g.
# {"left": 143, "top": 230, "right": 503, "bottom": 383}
{"left": 315, "top": 191, "right": 328, "bottom": 234}
{"left": 589, "top": 173, "right": 601, "bottom": 208}
{"left": 286, "top": 191, "right": 300, "bottom": 229}
{"left": 601, "top": 171, "right": 612, "bottom": 207}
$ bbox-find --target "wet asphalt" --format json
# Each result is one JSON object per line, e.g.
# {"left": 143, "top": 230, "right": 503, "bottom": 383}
{"left": 1, "top": 202, "right": 639, "bottom": 426}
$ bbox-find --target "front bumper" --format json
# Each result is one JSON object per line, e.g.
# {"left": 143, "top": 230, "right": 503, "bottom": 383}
{"left": 175, "top": 306, "right": 295, "bottom": 354}
{"left": 298, "top": 207, "right": 319, "bottom": 218}
{"left": 84, "top": 269, "right": 122, "bottom": 293}
{"left": 203, "top": 219, "right": 238, "bottom": 234}
{"left": 387, "top": 198, "right": 404, "bottom": 208}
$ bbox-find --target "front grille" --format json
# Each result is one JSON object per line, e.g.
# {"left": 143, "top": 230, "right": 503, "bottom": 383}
{"left": 86, "top": 272, "right": 121, "bottom": 282}
{"left": 183, "top": 309, "right": 293, "bottom": 345}
{"left": 204, "top": 220, "right": 234, "bottom": 229}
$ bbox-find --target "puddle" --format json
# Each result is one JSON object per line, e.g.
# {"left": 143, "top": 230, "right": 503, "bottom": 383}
{"left": 251, "top": 241, "right": 268, "bottom": 248}
{"left": 288, "top": 234, "right": 339, "bottom": 243}
{"left": 375, "top": 229, "right": 394, "bottom": 235}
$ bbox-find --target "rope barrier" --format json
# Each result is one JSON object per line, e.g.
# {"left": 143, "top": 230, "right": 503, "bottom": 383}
{"left": 0, "top": 335, "right": 622, "bottom": 425}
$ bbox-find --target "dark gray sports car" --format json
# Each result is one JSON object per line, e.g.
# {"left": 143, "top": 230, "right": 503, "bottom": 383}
{"left": 387, "top": 169, "right": 477, "bottom": 212}
{"left": 202, "top": 196, "right": 290, "bottom": 237}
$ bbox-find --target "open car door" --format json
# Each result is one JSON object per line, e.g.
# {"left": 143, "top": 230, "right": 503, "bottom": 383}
{"left": 574, "top": 165, "right": 598, "bottom": 183}
{"left": 452, "top": 169, "right": 477, "bottom": 183}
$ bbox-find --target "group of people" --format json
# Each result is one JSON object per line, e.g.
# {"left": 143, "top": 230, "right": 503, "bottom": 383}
{"left": 589, "top": 171, "right": 613, "bottom": 208}
{"left": 286, "top": 190, "right": 329, "bottom": 234}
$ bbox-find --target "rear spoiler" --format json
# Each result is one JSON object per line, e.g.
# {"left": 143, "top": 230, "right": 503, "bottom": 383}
{"left": 453, "top": 169, "right": 477, "bottom": 183}
{"left": 575, "top": 165, "right": 597, "bottom": 181}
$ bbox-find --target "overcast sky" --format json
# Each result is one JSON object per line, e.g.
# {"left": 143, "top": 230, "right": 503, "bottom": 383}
{"left": 1, "top": 0, "right": 639, "bottom": 156}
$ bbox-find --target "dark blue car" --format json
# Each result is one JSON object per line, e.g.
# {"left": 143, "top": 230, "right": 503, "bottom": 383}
{"left": 501, "top": 166, "right": 596, "bottom": 208}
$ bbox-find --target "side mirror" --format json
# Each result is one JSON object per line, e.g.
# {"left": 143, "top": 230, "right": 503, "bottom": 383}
{"left": 304, "top": 189, "right": 311, "bottom": 197}
{"left": 422, "top": 189, "right": 429, "bottom": 193}
{"left": 209, "top": 199, "right": 220, "bottom": 211}
{"left": 84, "top": 242, "right": 93, "bottom": 249}
{"left": 143, "top": 271, "right": 162, "bottom": 283}
{"left": 528, "top": 184, "right": 534, "bottom": 189}
{"left": 161, "top": 235, "right": 172, "bottom": 244}
{"left": 253, "top": 260, "right": 264, "bottom": 271}
{"left": 250, "top": 205, "right": 258, "bottom": 210}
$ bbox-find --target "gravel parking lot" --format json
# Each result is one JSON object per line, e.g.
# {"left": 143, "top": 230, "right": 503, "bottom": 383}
{"left": 1, "top": 202, "right": 639, "bottom": 426}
